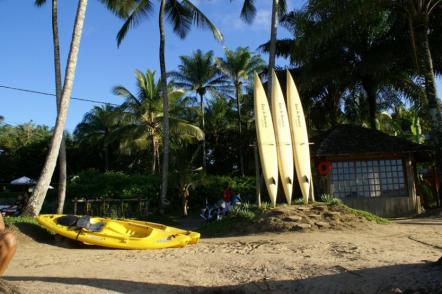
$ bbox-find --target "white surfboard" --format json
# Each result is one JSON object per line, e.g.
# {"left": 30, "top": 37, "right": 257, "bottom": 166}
{"left": 254, "top": 73, "right": 278, "bottom": 207}
{"left": 271, "top": 70, "right": 294, "bottom": 204}
{"left": 286, "top": 70, "right": 314, "bottom": 203}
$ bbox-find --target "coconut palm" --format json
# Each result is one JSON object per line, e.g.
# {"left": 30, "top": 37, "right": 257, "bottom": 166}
{"left": 113, "top": 70, "right": 204, "bottom": 175}
{"left": 168, "top": 50, "right": 231, "bottom": 170}
{"left": 216, "top": 47, "right": 265, "bottom": 176}
{"left": 392, "top": 0, "right": 442, "bottom": 164}
{"left": 34, "top": 0, "right": 67, "bottom": 214}
{"left": 23, "top": 0, "right": 88, "bottom": 216}
{"left": 74, "top": 105, "right": 123, "bottom": 171}
{"left": 236, "top": 0, "right": 287, "bottom": 102}
{"left": 100, "top": 0, "right": 222, "bottom": 212}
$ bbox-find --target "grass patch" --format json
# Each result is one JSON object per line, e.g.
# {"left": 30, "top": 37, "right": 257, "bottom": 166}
{"left": 4, "top": 216, "right": 53, "bottom": 243}
{"left": 199, "top": 203, "right": 262, "bottom": 237}
{"left": 338, "top": 204, "right": 390, "bottom": 224}
{"left": 4, "top": 215, "right": 38, "bottom": 227}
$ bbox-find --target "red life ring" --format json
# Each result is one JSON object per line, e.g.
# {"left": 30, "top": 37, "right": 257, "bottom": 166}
{"left": 317, "top": 161, "right": 332, "bottom": 176}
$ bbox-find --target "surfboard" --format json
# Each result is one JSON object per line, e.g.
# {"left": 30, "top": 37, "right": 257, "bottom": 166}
{"left": 286, "top": 70, "right": 314, "bottom": 204}
{"left": 271, "top": 70, "right": 294, "bottom": 204}
{"left": 254, "top": 73, "right": 278, "bottom": 207}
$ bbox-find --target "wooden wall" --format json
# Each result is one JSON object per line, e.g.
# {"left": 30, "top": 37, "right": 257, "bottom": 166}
{"left": 314, "top": 153, "right": 419, "bottom": 217}
{"left": 342, "top": 196, "right": 416, "bottom": 218}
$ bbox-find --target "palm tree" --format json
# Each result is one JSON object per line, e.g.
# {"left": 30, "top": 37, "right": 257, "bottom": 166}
{"left": 100, "top": 0, "right": 222, "bottom": 212}
{"left": 23, "top": 0, "right": 88, "bottom": 216}
{"left": 236, "top": 0, "right": 287, "bottom": 102}
{"left": 394, "top": 0, "right": 442, "bottom": 165}
{"left": 113, "top": 70, "right": 204, "bottom": 175}
{"left": 34, "top": 0, "right": 67, "bottom": 214}
{"left": 168, "top": 50, "right": 231, "bottom": 170}
{"left": 74, "top": 105, "right": 122, "bottom": 171}
{"left": 216, "top": 47, "right": 265, "bottom": 176}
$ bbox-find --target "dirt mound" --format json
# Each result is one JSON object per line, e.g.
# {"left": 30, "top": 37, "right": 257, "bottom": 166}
{"left": 210, "top": 203, "right": 376, "bottom": 237}
{"left": 254, "top": 204, "right": 367, "bottom": 232}
{"left": 254, "top": 204, "right": 369, "bottom": 232}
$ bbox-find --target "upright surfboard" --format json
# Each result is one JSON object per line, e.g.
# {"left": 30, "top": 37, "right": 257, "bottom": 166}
{"left": 286, "top": 71, "right": 313, "bottom": 203}
{"left": 254, "top": 73, "right": 278, "bottom": 207}
{"left": 271, "top": 70, "right": 294, "bottom": 205}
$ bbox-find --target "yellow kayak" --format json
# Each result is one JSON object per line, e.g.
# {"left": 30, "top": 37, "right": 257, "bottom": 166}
{"left": 36, "top": 214, "right": 200, "bottom": 250}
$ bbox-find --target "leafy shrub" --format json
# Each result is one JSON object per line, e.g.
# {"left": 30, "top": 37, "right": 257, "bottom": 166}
{"left": 67, "top": 169, "right": 161, "bottom": 202}
{"left": 320, "top": 194, "right": 342, "bottom": 205}
{"left": 230, "top": 202, "right": 256, "bottom": 220}
{"left": 191, "top": 175, "right": 255, "bottom": 207}
{"left": 416, "top": 179, "right": 436, "bottom": 209}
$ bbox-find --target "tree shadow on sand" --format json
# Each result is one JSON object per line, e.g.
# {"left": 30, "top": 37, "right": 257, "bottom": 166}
{"left": 12, "top": 223, "right": 104, "bottom": 250}
{"left": 4, "top": 262, "right": 442, "bottom": 294}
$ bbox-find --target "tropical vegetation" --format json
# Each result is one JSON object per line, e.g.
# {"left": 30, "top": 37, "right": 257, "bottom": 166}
{"left": 1, "top": 0, "right": 441, "bottom": 217}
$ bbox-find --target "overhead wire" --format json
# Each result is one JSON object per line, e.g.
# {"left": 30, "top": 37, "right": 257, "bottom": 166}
{"left": 0, "top": 84, "right": 118, "bottom": 106}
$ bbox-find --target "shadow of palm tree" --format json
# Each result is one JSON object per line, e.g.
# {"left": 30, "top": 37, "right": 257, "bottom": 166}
{"left": 12, "top": 223, "right": 52, "bottom": 244}
{"left": 4, "top": 262, "right": 442, "bottom": 294}
{"left": 13, "top": 223, "right": 103, "bottom": 249}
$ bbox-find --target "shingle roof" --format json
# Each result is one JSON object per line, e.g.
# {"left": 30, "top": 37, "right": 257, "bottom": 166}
{"left": 311, "top": 124, "right": 433, "bottom": 157}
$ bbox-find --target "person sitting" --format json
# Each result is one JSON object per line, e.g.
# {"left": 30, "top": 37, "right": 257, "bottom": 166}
{"left": 0, "top": 213, "right": 16, "bottom": 276}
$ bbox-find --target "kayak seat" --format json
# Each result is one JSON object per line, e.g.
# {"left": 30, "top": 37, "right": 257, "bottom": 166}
{"left": 76, "top": 215, "right": 105, "bottom": 232}
{"left": 56, "top": 215, "right": 79, "bottom": 226}
{"left": 56, "top": 215, "right": 105, "bottom": 232}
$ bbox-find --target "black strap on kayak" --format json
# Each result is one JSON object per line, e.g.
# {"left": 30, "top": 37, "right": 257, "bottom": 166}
{"left": 75, "top": 228, "right": 83, "bottom": 240}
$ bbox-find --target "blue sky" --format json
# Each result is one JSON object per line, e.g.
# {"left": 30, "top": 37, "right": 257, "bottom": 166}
{"left": 0, "top": 0, "right": 296, "bottom": 131}
{"left": 0, "top": 0, "right": 440, "bottom": 132}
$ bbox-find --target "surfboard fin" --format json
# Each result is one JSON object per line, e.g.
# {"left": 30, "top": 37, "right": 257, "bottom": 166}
{"left": 270, "top": 177, "right": 276, "bottom": 185}
{"left": 303, "top": 176, "right": 309, "bottom": 183}
{"left": 288, "top": 177, "right": 292, "bottom": 184}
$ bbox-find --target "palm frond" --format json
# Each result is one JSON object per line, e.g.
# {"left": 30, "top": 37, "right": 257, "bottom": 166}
{"left": 116, "top": 0, "right": 153, "bottom": 46}
{"left": 165, "top": 0, "right": 192, "bottom": 39}
{"left": 240, "top": 0, "right": 256, "bottom": 24}
{"left": 182, "top": 0, "right": 223, "bottom": 41}
{"left": 34, "top": 0, "right": 47, "bottom": 7}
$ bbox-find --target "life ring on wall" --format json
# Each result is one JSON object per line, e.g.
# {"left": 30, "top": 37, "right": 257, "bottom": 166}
{"left": 317, "top": 161, "right": 332, "bottom": 176}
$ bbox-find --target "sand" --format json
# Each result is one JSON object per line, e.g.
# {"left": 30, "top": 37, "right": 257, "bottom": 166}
{"left": 2, "top": 218, "right": 442, "bottom": 294}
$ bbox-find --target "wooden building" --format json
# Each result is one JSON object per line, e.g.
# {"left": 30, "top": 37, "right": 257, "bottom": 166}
{"left": 311, "top": 125, "right": 432, "bottom": 217}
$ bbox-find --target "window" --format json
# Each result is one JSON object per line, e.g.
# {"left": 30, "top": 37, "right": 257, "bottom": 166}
{"left": 330, "top": 159, "right": 407, "bottom": 198}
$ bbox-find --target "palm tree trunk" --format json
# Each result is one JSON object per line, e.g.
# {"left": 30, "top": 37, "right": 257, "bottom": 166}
{"left": 23, "top": 0, "right": 88, "bottom": 216}
{"left": 104, "top": 144, "right": 110, "bottom": 171}
{"left": 362, "top": 78, "right": 378, "bottom": 129}
{"left": 159, "top": 0, "right": 169, "bottom": 214}
{"left": 51, "top": 0, "right": 67, "bottom": 215}
{"left": 199, "top": 92, "right": 206, "bottom": 170}
{"left": 236, "top": 82, "right": 244, "bottom": 177}
{"left": 266, "top": 0, "right": 279, "bottom": 104}
{"left": 151, "top": 135, "right": 156, "bottom": 174}
{"left": 57, "top": 138, "right": 67, "bottom": 213}
{"left": 415, "top": 17, "right": 442, "bottom": 201}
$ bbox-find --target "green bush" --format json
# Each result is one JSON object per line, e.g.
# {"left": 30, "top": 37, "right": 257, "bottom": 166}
{"left": 63, "top": 171, "right": 256, "bottom": 215}
{"left": 67, "top": 169, "right": 161, "bottom": 202}
{"left": 191, "top": 175, "right": 255, "bottom": 207}
{"left": 320, "top": 194, "right": 342, "bottom": 205}
{"left": 416, "top": 179, "right": 436, "bottom": 209}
